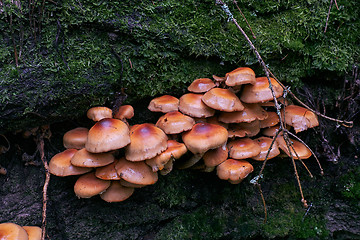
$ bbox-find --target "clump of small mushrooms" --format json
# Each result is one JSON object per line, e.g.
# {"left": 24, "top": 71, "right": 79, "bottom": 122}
{"left": 49, "top": 67, "right": 319, "bottom": 202}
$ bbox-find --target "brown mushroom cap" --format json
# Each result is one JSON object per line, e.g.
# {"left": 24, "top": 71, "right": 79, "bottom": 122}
{"left": 225, "top": 67, "right": 256, "bottom": 87}
{"left": 252, "top": 136, "right": 280, "bottom": 161}
{"left": 259, "top": 111, "right": 279, "bottom": 128}
{"left": 240, "top": 77, "right": 284, "bottom": 103}
{"left": 156, "top": 111, "right": 195, "bottom": 134}
{"left": 227, "top": 137, "right": 261, "bottom": 160}
{"left": 22, "top": 226, "right": 42, "bottom": 240}
{"left": 145, "top": 140, "right": 187, "bottom": 172}
{"left": 218, "top": 103, "right": 268, "bottom": 123}
{"left": 63, "top": 127, "right": 89, "bottom": 149}
{"left": 114, "top": 105, "right": 134, "bottom": 120}
{"left": 0, "top": 223, "right": 29, "bottom": 240}
{"left": 85, "top": 118, "right": 130, "bottom": 153}
{"left": 87, "top": 106, "right": 113, "bottom": 121}
{"left": 276, "top": 136, "right": 312, "bottom": 159}
{"left": 49, "top": 149, "right": 92, "bottom": 176}
{"left": 217, "top": 159, "right": 254, "bottom": 184}
{"left": 95, "top": 160, "right": 121, "bottom": 180}
{"left": 100, "top": 181, "right": 134, "bottom": 202}
{"left": 182, "top": 123, "right": 228, "bottom": 154}
{"left": 74, "top": 172, "right": 111, "bottom": 198}
{"left": 70, "top": 148, "right": 115, "bottom": 168}
{"left": 202, "top": 88, "right": 244, "bottom": 112}
{"left": 148, "top": 95, "right": 179, "bottom": 113}
{"left": 125, "top": 123, "right": 168, "bottom": 161}
{"left": 178, "top": 93, "right": 215, "bottom": 118}
{"left": 115, "top": 157, "right": 158, "bottom": 185}
{"left": 284, "top": 105, "right": 319, "bottom": 133}
{"left": 227, "top": 120, "right": 261, "bottom": 138}
{"left": 187, "top": 78, "right": 216, "bottom": 93}
{"left": 203, "top": 143, "right": 228, "bottom": 167}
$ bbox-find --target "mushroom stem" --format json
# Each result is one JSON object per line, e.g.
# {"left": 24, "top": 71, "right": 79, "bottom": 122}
{"left": 160, "top": 158, "right": 174, "bottom": 175}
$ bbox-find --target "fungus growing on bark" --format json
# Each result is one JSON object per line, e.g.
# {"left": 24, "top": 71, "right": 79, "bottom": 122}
{"left": 74, "top": 172, "right": 111, "bottom": 198}
{"left": 240, "top": 77, "right": 284, "bottom": 103}
{"left": 115, "top": 157, "right": 158, "bottom": 186}
{"left": 284, "top": 105, "right": 319, "bottom": 133}
{"left": 0, "top": 222, "right": 29, "bottom": 240}
{"left": 180, "top": 122, "right": 228, "bottom": 168}
{"left": 100, "top": 181, "right": 134, "bottom": 202}
{"left": 125, "top": 123, "right": 168, "bottom": 161}
{"left": 217, "top": 159, "right": 254, "bottom": 184}
{"left": 187, "top": 78, "right": 216, "bottom": 93}
{"left": 85, "top": 118, "right": 130, "bottom": 153}
{"left": 70, "top": 148, "right": 115, "bottom": 168}
{"left": 202, "top": 88, "right": 244, "bottom": 112}
{"left": 49, "top": 149, "right": 92, "bottom": 176}
{"left": 22, "top": 226, "right": 42, "bottom": 240}
{"left": 63, "top": 127, "right": 89, "bottom": 149}
{"left": 148, "top": 95, "right": 179, "bottom": 113}
{"left": 178, "top": 93, "right": 215, "bottom": 118}
{"left": 87, "top": 106, "right": 113, "bottom": 121}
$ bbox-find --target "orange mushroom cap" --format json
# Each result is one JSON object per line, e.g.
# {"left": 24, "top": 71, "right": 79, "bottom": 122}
{"left": 252, "top": 136, "right": 280, "bottom": 161}
{"left": 87, "top": 106, "right": 113, "bottom": 121}
{"left": 276, "top": 136, "right": 312, "bottom": 159}
{"left": 187, "top": 78, "right": 216, "bottom": 93}
{"left": 74, "top": 172, "right": 111, "bottom": 198}
{"left": 70, "top": 148, "right": 115, "bottom": 168}
{"left": 115, "top": 157, "right": 158, "bottom": 185}
{"left": 156, "top": 111, "right": 195, "bottom": 134}
{"left": 284, "top": 105, "right": 319, "bottom": 133}
{"left": 218, "top": 103, "right": 268, "bottom": 123}
{"left": 240, "top": 77, "right": 284, "bottom": 103}
{"left": 63, "top": 127, "right": 89, "bottom": 149}
{"left": 227, "top": 120, "right": 261, "bottom": 138}
{"left": 125, "top": 123, "right": 168, "bottom": 161}
{"left": 85, "top": 118, "right": 130, "bottom": 153}
{"left": 217, "top": 159, "right": 254, "bottom": 184}
{"left": 100, "top": 181, "right": 134, "bottom": 202}
{"left": 203, "top": 143, "right": 228, "bottom": 167}
{"left": 148, "top": 95, "right": 179, "bottom": 113}
{"left": 202, "top": 88, "right": 244, "bottom": 112}
{"left": 22, "top": 226, "right": 42, "bottom": 240}
{"left": 114, "top": 105, "right": 134, "bottom": 120}
{"left": 95, "top": 160, "right": 121, "bottom": 180}
{"left": 227, "top": 137, "right": 261, "bottom": 160}
{"left": 178, "top": 93, "right": 215, "bottom": 118}
{"left": 182, "top": 122, "right": 228, "bottom": 154}
{"left": 224, "top": 67, "right": 256, "bottom": 87}
{"left": 49, "top": 149, "right": 92, "bottom": 176}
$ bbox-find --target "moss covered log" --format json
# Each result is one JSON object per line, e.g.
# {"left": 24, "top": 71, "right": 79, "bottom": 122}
{"left": 0, "top": 0, "right": 359, "bottom": 132}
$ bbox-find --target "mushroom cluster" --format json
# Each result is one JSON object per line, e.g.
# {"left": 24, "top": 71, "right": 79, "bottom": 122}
{"left": 49, "top": 67, "right": 319, "bottom": 202}
{"left": 0, "top": 222, "right": 42, "bottom": 240}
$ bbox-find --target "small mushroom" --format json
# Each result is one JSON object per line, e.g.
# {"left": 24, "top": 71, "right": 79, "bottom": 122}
{"left": 85, "top": 118, "right": 130, "bottom": 153}
{"left": 202, "top": 88, "right": 244, "bottom": 112}
{"left": 217, "top": 159, "right": 254, "bottom": 184}
{"left": 227, "top": 137, "right": 261, "bottom": 160}
{"left": 178, "top": 93, "right": 215, "bottom": 118}
{"left": 125, "top": 123, "right": 168, "bottom": 162}
{"left": 276, "top": 136, "right": 312, "bottom": 159}
{"left": 240, "top": 77, "right": 284, "bottom": 103}
{"left": 70, "top": 148, "right": 115, "bottom": 168}
{"left": 148, "top": 95, "right": 179, "bottom": 113}
{"left": 100, "top": 181, "right": 134, "bottom": 202}
{"left": 187, "top": 78, "right": 216, "bottom": 93}
{"left": 224, "top": 67, "right": 256, "bottom": 87}
{"left": 87, "top": 106, "right": 113, "bottom": 121}
{"left": 49, "top": 149, "right": 92, "bottom": 177}
{"left": 252, "top": 136, "right": 280, "bottom": 161}
{"left": 284, "top": 105, "right": 319, "bottom": 133}
{"left": 74, "top": 172, "right": 111, "bottom": 198}
{"left": 63, "top": 127, "right": 89, "bottom": 149}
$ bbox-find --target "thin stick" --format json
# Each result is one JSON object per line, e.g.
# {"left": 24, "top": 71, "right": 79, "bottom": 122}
{"left": 256, "top": 183, "right": 267, "bottom": 223}
{"left": 232, "top": 0, "right": 256, "bottom": 39}
{"left": 36, "top": 132, "right": 51, "bottom": 240}
{"left": 324, "top": 0, "right": 334, "bottom": 33}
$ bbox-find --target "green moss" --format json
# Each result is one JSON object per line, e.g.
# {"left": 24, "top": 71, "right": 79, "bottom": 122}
{"left": 338, "top": 166, "right": 360, "bottom": 203}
